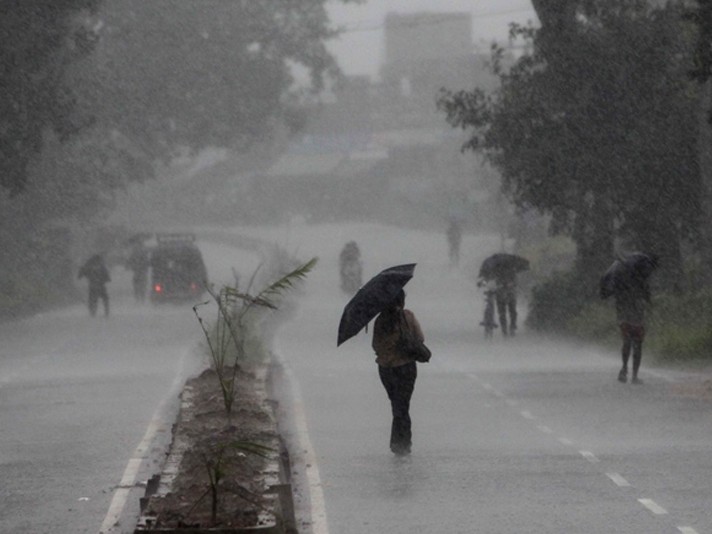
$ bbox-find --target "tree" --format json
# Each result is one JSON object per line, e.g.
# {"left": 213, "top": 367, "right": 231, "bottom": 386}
{"left": 74, "top": 0, "right": 361, "bottom": 165}
{"left": 439, "top": 0, "right": 701, "bottom": 290}
{"left": 0, "top": 0, "right": 100, "bottom": 194}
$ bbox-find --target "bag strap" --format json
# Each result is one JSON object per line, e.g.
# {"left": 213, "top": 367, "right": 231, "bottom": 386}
{"left": 398, "top": 309, "right": 410, "bottom": 337}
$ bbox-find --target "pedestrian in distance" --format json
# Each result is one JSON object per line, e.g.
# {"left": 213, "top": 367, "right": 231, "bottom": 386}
{"left": 78, "top": 254, "right": 111, "bottom": 317}
{"left": 339, "top": 241, "right": 363, "bottom": 295}
{"left": 372, "top": 289, "right": 424, "bottom": 456}
{"left": 446, "top": 218, "right": 462, "bottom": 266}
{"left": 600, "top": 252, "right": 658, "bottom": 384}
{"left": 478, "top": 253, "right": 528, "bottom": 338}
{"left": 126, "top": 240, "right": 150, "bottom": 303}
{"left": 494, "top": 270, "right": 518, "bottom": 337}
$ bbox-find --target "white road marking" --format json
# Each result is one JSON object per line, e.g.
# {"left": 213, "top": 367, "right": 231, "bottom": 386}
{"left": 537, "top": 425, "right": 553, "bottom": 434}
{"left": 481, "top": 382, "right": 494, "bottom": 391}
{"left": 505, "top": 398, "right": 519, "bottom": 407}
{"left": 98, "top": 348, "right": 192, "bottom": 534}
{"left": 678, "top": 527, "right": 699, "bottom": 534}
{"left": 638, "top": 498, "right": 668, "bottom": 515}
{"left": 276, "top": 354, "right": 329, "bottom": 534}
{"left": 558, "top": 437, "right": 573, "bottom": 446}
{"left": 520, "top": 410, "right": 535, "bottom": 420}
{"left": 606, "top": 472, "right": 631, "bottom": 487}
{"left": 579, "top": 450, "right": 599, "bottom": 463}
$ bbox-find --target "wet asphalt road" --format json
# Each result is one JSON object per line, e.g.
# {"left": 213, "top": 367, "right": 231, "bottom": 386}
{"left": 0, "top": 240, "right": 255, "bottom": 534}
{"left": 267, "top": 223, "right": 712, "bottom": 534}
{"left": 2, "top": 224, "right": 711, "bottom": 534}
{"left": 0, "top": 293, "right": 198, "bottom": 533}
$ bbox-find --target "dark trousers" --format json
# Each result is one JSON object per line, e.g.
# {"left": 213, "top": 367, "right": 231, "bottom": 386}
{"left": 620, "top": 323, "right": 645, "bottom": 378}
{"left": 88, "top": 286, "right": 109, "bottom": 317}
{"left": 496, "top": 293, "right": 517, "bottom": 336}
{"left": 378, "top": 362, "right": 417, "bottom": 454}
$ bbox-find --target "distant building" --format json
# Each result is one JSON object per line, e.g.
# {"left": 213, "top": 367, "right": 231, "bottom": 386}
{"left": 379, "top": 11, "right": 497, "bottom": 129}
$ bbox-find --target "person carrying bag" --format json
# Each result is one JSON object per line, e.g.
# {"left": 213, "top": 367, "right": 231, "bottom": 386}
{"left": 372, "top": 290, "right": 429, "bottom": 455}
{"left": 397, "top": 309, "right": 431, "bottom": 363}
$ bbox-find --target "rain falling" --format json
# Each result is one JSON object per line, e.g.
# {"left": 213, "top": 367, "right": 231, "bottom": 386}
{"left": 1, "top": 1, "right": 712, "bottom": 533}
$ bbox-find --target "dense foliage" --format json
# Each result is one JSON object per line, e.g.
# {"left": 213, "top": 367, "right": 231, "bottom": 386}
{"left": 75, "top": 0, "right": 359, "bottom": 166}
{"left": 439, "top": 0, "right": 702, "bottom": 293}
{"left": 0, "top": 0, "right": 357, "bottom": 317}
{"left": 0, "top": 0, "right": 99, "bottom": 194}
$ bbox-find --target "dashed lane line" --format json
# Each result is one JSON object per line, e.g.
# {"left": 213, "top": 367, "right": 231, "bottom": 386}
{"left": 638, "top": 498, "right": 668, "bottom": 515}
{"left": 469, "top": 373, "right": 701, "bottom": 531}
{"left": 606, "top": 472, "right": 631, "bottom": 487}
{"left": 579, "top": 450, "right": 599, "bottom": 463}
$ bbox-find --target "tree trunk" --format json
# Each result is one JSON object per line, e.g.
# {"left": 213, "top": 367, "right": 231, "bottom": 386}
{"left": 573, "top": 195, "right": 615, "bottom": 296}
{"left": 697, "top": 78, "right": 712, "bottom": 284}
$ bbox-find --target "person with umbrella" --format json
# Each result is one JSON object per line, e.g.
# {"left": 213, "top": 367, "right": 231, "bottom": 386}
{"left": 337, "top": 264, "right": 427, "bottom": 456}
{"left": 600, "top": 252, "right": 658, "bottom": 384}
{"left": 372, "top": 289, "right": 424, "bottom": 456}
{"left": 478, "top": 253, "right": 529, "bottom": 337}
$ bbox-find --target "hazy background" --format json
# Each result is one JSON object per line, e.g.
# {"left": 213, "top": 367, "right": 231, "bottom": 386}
{"left": 327, "top": 0, "right": 539, "bottom": 78}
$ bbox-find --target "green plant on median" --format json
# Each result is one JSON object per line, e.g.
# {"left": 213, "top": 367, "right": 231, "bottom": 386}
{"left": 193, "top": 256, "right": 318, "bottom": 414}
{"left": 185, "top": 439, "right": 274, "bottom": 526}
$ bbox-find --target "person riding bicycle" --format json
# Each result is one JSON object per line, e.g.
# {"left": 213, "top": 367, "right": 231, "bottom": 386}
{"left": 477, "top": 278, "right": 499, "bottom": 336}
{"left": 494, "top": 270, "right": 518, "bottom": 337}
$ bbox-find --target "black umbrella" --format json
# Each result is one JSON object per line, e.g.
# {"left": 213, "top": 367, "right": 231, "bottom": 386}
{"left": 478, "top": 253, "right": 529, "bottom": 281}
{"left": 600, "top": 252, "right": 658, "bottom": 299}
{"left": 337, "top": 263, "right": 416, "bottom": 346}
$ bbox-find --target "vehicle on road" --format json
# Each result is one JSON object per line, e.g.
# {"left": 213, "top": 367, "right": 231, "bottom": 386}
{"left": 150, "top": 233, "right": 208, "bottom": 303}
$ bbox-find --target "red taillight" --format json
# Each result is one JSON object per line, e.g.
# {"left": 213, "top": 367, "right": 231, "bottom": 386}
{"left": 154, "top": 284, "right": 163, "bottom": 293}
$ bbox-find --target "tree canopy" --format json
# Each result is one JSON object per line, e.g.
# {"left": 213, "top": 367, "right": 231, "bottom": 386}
{"left": 0, "top": 0, "right": 100, "bottom": 194}
{"left": 74, "top": 0, "right": 360, "bottom": 165}
{"left": 439, "top": 0, "right": 701, "bottom": 288}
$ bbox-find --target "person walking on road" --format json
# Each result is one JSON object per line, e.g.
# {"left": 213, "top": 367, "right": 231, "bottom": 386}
{"left": 601, "top": 252, "right": 658, "bottom": 384}
{"left": 372, "top": 290, "right": 424, "bottom": 456}
{"left": 78, "top": 254, "right": 111, "bottom": 317}
{"left": 614, "top": 272, "right": 653, "bottom": 385}
{"left": 126, "top": 241, "right": 150, "bottom": 303}
{"left": 446, "top": 218, "right": 462, "bottom": 266}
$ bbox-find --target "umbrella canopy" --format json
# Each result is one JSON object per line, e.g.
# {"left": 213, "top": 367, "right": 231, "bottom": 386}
{"left": 337, "top": 263, "right": 416, "bottom": 346}
{"left": 478, "top": 253, "right": 529, "bottom": 281}
{"left": 600, "top": 252, "right": 658, "bottom": 298}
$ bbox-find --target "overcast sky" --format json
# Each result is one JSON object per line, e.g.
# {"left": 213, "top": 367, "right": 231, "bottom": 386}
{"left": 326, "top": 0, "right": 538, "bottom": 79}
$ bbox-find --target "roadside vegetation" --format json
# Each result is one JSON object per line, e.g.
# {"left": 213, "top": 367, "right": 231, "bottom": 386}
{"left": 523, "top": 238, "right": 712, "bottom": 364}
{"left": 0, "top": 1, "right": 355, "bottom": 320}
{"left": 194, "top": 252, "right": 317, "bottom": 414}
{"left": 439, "top": 0, "right": 712, "bottom": 365}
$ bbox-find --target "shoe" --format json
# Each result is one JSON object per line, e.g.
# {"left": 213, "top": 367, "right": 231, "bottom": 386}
{"left": 631, "top": 377, "right": 643, "bottom": 385}
{"left": 618, "top": 369, "right": 627, "bottom": 383}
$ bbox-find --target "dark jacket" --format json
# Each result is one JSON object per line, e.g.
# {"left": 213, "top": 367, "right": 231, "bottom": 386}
{"left": 372, "top": 308, "right": 424, "bottom": 368}
{"left": 78, "top": 256, "right": 111, "bottom": 290}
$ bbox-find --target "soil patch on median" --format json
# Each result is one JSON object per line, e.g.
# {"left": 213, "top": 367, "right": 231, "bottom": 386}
{"left": 137, "top": 363, "right": 285, "bottom": 531}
